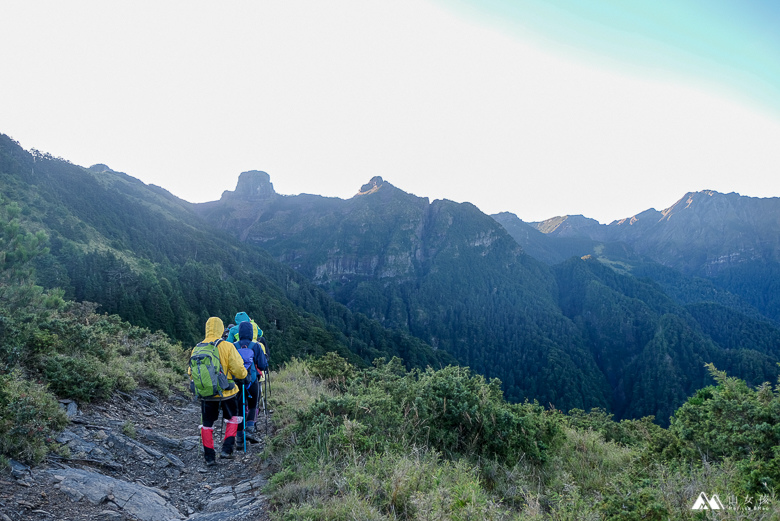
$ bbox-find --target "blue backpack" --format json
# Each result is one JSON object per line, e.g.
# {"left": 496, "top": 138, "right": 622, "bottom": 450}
{"left": 235, "top": 344, "right": 257, "bottom": 384}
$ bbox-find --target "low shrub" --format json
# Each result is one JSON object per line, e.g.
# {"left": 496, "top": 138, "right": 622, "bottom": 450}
{"left": 40, "top": 353, "right": 115, "bottom": 402}
{"left": 305, "top": 358, "right": 563, "bottom": 466}
{"left": 0, "top": 371, "right": 68, "bottom": 464}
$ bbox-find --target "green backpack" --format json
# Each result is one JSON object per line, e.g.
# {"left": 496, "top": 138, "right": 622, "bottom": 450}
{"left": 190, "top": 340, "right": 233, "bottom": 399}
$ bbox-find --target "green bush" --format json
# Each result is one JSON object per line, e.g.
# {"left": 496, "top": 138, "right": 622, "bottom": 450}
{"left": 40, "top": 354, "right": 114, "bottom": 402}
{"left": 267, "top": 355, "right": 780, "bottom": 520}
{"left": 566, "top": 407, "right": 662, "bottom": 447}
{"left": 334, "top": 359, "right": 563, "bottom": 466}
{"left": 286, "top": 359, "right": 563, "bottom": 465}
{"left": 268, "top": 355, "right": 569, "bottom": 519}
{"left": 308, "top": 351, "right": 355, "bottom": 388}
{"left": 662, "top": 364, "right": 780, "bottom": 493}
{"left": 122, "top": 420, "right": 137, "bottom": 439}
{"left": 0, "top": 371, "right": 68, "bottom": 464}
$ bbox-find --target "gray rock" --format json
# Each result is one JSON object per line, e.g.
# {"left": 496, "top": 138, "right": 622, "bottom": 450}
{"left": 210, "top": 485, "right": 234, "bottom": 497}
{"left": 187, "top": 509, "right": 247, "bottom": 521}
{"left": 137, "top": 428, "right": 183, "bottom": 450}
{"left": 58, "top": 430, "right": 100, "bottom": 457}
{"left": 233, "top": 481, "right": 252, "bottom": 495}
{"left": 8, "top": 458, "right": 30, "bottom": 479}
{"left": 106, "top": 432, "right": 165, "bottom": 460}
{"left": 234, "top": 476, "right": 268, "bottom": 495}
{"left": 204, "top": 494, "right": 237, "bottom": 512}
{"left": 46, "top": 467, "right": 184, "bottom": 521}
{"left": 165, "top": 452, "right": 186, "bottom": 468}
{"left": 59, "top": 399, "right": 79, "bottom": 417}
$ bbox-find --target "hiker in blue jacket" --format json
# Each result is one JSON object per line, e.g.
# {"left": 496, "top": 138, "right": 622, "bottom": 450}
{"left": 229, "top": 311, "right": 269, "bottom": 381}
{"left": 233, "top": 321, "right": 268, "bottom": 438}
{"left": 228, "top": 312, "right": 262, "bottom": 344}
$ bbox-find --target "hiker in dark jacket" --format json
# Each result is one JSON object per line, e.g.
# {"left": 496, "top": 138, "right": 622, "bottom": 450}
{"left": 190, "top": 317, "right": 249, "bottom": 466}
{"left": 234, "top": 321, "right": 268, "bottom": 436}
{"left": 229, "top": 312, "right": 269, "bottom": 373}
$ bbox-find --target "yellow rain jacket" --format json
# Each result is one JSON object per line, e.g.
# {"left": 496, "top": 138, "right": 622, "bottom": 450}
{"left": 189, "top": 317, "right": 247, "bottom": 400}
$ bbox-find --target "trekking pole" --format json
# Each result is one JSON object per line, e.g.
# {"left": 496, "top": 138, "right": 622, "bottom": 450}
{"left": 254, "top": 378, "right": 260, "bottom": 438}
{"left": 264, "top": 377, "right": 269, "bottom": 437}
{"left": 242, "top": 384, "right": 247, "bottom": 453}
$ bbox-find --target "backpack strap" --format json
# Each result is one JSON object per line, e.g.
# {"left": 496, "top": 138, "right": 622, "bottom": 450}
{"left": 212, "top": 339, "right": 231, "bottom": 380}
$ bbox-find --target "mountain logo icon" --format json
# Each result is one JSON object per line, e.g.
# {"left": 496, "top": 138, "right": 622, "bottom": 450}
{"left": 691, "top": 492, "right": 725, "bottom": 510}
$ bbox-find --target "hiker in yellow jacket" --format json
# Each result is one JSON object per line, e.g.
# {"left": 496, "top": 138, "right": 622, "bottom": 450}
{"left": 192, "top": 317, "right": 248, "bottom": 466}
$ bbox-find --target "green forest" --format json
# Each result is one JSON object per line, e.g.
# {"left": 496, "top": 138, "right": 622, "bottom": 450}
{"left": 198, "top": 172, "right": 780, "bottom": 426}
{"left": 2, "top": 133, "right": 780, "bottom": 517}
{"left": 4, "top": 129, "right": 780, "bottom": 428}
{"left": 0, "top": 134, "right": 452, "bottom": 371}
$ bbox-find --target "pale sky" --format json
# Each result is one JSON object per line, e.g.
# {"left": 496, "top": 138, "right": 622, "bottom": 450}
{"left": 2, "top": 0, "right": 779, "bottom": 224}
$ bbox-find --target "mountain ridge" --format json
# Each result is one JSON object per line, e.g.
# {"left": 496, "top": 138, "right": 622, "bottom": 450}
{"left": 501, "top": 189, "right": 780, "bottom": 323}
{"left": 0, "top": 133, "right": 454, "bottom": 372}
{"left": 6, "top": 132, "right": 780, "bottom": 422}
{"left": 196, "top": 172, "right": 780, "bottom": 423}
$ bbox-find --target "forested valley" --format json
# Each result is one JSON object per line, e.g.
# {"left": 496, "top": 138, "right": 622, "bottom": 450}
{"left": 197, "top": 172, "right": 780, "bottom": 425}
{"left": 3, "top": 134, "right": 780, "bottom": 518}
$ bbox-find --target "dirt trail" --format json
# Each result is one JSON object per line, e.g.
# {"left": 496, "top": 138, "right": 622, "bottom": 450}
{"left": 1, "top": 388, "right": 274, "bottom": 521}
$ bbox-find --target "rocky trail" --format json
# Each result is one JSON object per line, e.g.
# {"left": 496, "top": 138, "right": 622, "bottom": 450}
{"left": 1, "top": 388, "right": 274, "bottom": 521}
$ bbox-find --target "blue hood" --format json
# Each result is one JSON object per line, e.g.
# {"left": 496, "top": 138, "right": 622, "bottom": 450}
{"left": 234, "top": 311, "right": 251, "bottom": 324}
{"left": 238, "top": 321, "right": 254, "bottom": 342}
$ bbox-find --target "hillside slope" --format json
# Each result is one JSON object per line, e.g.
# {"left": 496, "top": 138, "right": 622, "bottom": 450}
{"left": 521, "top": 191, "right": 780, "bottom": 322}
{"left": 197, "top": 173, "right": 780, "bottom": 423}
{"left": 197, "top": 174, "right": 612, "bottom": 411}
{"left": 0, "top": 134, "right": 452, "bottom": 370}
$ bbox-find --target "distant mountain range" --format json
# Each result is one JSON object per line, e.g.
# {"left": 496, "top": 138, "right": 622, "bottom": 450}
{"left": 494, "top": 190, "right": 780, "bottom": 323}
{"left": 196, "top": 172, "right": 780, "bottom": 424}
{"left": 3, "top": 131, "right": 778, "bottom": 425}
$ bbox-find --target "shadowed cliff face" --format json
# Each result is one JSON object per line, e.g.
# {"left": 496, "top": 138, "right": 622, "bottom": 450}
{"left": 196, "top": 174, "right": 521, "bottom": 284}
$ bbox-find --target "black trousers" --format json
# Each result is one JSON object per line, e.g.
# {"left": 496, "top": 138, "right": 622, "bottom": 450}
{"left": 243, "top": 380, "right": 261, "bottom": 424}
{"left": 200, "top": 394, "right": 244, "bottom": 457}
{"left": 201, "top": 394, "right": 243, "bottom": 429}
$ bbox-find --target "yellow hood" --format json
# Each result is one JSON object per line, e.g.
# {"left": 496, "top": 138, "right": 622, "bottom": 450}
{"left": 202, "top": 317, "right": 225, "bottom": 343}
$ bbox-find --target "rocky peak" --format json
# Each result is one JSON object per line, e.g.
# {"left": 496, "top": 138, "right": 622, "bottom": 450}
{"left": 222, "top": 170, "right": 277, "bottom": 201}
{"left": 532, "top": 214, "right": 602, "bottom": 237}
{"left": 357, "top": 176, "right": 384, "bottom": 195}
{"left": 612, "top": 208, "right": 663, "bottom": 227}
{"left": 88, "top": 164, "right": 115, "bottom": 174}
{"left": 237, "top": 170, "right": 275, "bottom": 198}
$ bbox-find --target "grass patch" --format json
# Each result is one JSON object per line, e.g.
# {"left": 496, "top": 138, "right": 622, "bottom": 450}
{"left": 264, "top": 354, "right": 780, "bottom": 520}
